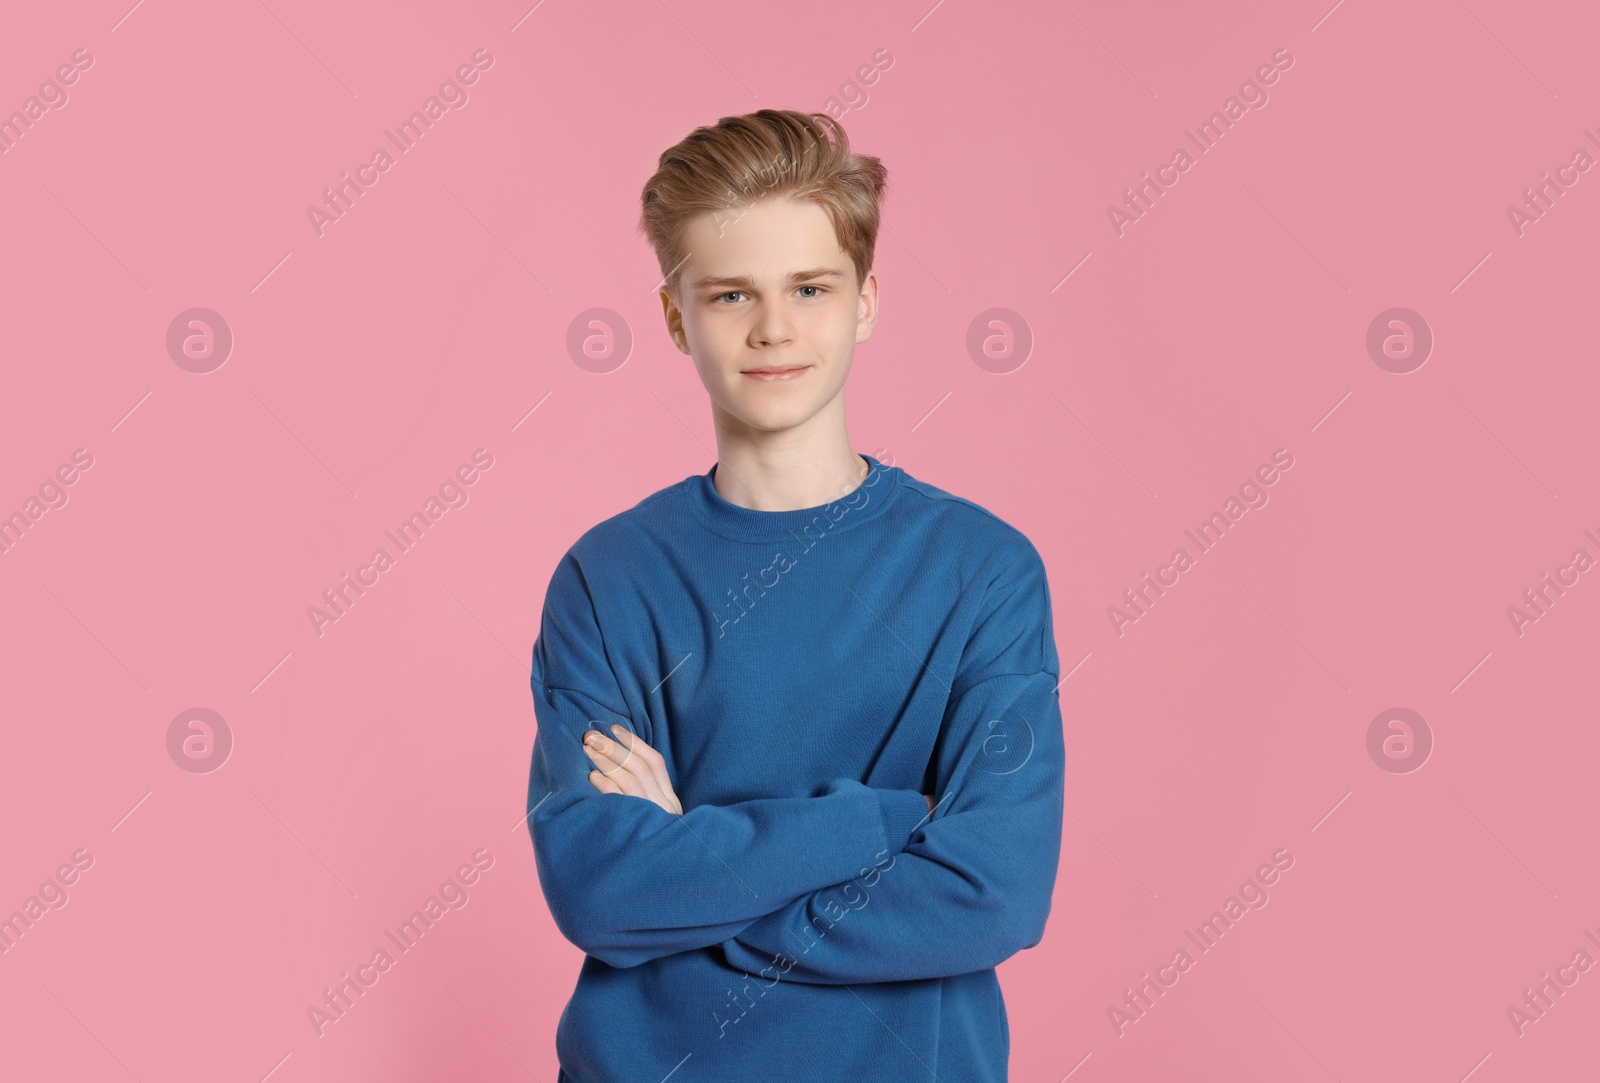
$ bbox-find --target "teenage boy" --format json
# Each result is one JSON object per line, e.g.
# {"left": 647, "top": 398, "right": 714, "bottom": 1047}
{"left": 526, "top": 108, "right": 1064, "bottom": 1082}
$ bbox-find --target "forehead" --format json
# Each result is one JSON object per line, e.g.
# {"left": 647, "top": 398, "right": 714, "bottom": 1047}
{"left": 680, "top": 195, "right": 848, "bottom": 287}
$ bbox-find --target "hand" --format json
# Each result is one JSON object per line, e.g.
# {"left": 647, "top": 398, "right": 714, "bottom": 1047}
{"left": 584, "top": 724, "right": 683, "bottom": 815}
{"left": 924, "top": 794, "right": 936, "bottom": 812}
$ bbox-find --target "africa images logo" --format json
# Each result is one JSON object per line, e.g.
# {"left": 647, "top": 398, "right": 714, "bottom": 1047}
{"left": 711, "top": 454, "right": 891, "bottom": 639}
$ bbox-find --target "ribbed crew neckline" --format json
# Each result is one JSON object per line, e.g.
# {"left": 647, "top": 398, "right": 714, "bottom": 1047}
{"left": 687, "top": 453, "right": 903, "bottom": 543}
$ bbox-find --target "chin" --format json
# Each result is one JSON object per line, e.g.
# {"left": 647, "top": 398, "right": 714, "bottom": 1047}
{"left": 725, "top": 399, "right": 818, "bottom": 433}
{"left": 744, "top": 410, "right": 814, "bottom": 433}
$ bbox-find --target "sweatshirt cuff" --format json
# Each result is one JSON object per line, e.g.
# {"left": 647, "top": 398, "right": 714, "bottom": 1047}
{"left": 874, "top": 788, "right": 931, "bottom": 854}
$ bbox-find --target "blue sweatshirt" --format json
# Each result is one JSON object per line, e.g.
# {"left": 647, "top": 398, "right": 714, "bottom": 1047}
{"left": 526, "top": 453, "right": 1064, "bottom": 1082}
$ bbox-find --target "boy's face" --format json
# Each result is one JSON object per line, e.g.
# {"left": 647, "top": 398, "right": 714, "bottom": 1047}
{"left": 660, "top": 194, "right": 878, "bottom": 437}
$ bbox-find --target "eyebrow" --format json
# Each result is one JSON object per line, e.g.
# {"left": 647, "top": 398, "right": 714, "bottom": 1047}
{"left": 689, "top": 267, "right": 848, "bottom": 291}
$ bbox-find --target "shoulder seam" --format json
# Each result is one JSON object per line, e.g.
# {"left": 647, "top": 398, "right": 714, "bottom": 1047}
{"left": 530, "top": 674, "right": 631, "bottom": 720}
{"left": 894, "top": 479, "right": 1031, "bottom": 542}
{"left": 950, "top": 667, "right": 1062, "bottom": 700}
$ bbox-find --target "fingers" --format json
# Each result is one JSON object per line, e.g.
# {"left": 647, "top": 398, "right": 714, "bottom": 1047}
{"left": 583, "top": 728, "right": 642, "bottom": 788}
{"left": 586, "top": 726, "right": 666, "bottom": 805}
{"left": 604, "top": 726, "right": 681, "bottom": 812}
{"left": 583, "top": 725, "right": 681, "bottom": 813}
{"left": 612, "top": 726, "right": 683, "bottom": 814}
{"left": 610, "top": 725, "right": 676, "bottom": 806}
{"left": 611, "top": 725, "right": 682, "bottom": 814}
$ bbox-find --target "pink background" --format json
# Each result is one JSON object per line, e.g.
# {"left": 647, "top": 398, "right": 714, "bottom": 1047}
{"left": 3, "top": 0, "right": 1598, "bottom": 1079}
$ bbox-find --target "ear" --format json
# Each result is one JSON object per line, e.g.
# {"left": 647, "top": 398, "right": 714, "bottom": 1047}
{"left": 660, "top": 287, "right": 690, "bottom": 354}
{"left": 855, "top": 269, "right": 880, "bottom": 344}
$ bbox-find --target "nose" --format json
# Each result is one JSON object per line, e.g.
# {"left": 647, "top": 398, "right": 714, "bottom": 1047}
{"left": 749, "top": 301, "right": 796, "bottom": 348}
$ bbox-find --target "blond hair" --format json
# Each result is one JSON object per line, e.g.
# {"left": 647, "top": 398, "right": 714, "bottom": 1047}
{"left": 638, "top": 109, "right": 888, "bottom": 300}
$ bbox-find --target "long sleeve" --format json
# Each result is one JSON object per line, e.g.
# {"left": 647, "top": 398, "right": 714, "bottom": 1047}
{"left": 717, "top": 541, "right": 1066, "bottom": 984}
{"left": 525, "top": 547, "right": 931, "bottom": 970}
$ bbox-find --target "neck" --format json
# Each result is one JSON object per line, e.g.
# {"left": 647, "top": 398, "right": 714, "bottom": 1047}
{"left": 709, "top": 408, "right": 867, "bottom": 512}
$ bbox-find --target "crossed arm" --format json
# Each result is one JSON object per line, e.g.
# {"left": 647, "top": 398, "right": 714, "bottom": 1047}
{"left": 527, "top": 542, "right": 1064, "bottom": 981}
{"left": 575, "top": 669, "right": 1064, "bottom": 985}
{"left": 580, "top": 722, "right": 934, "bottom": 816}
{"left": 525, "top": 676, "right": 935, "bottom": 970}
